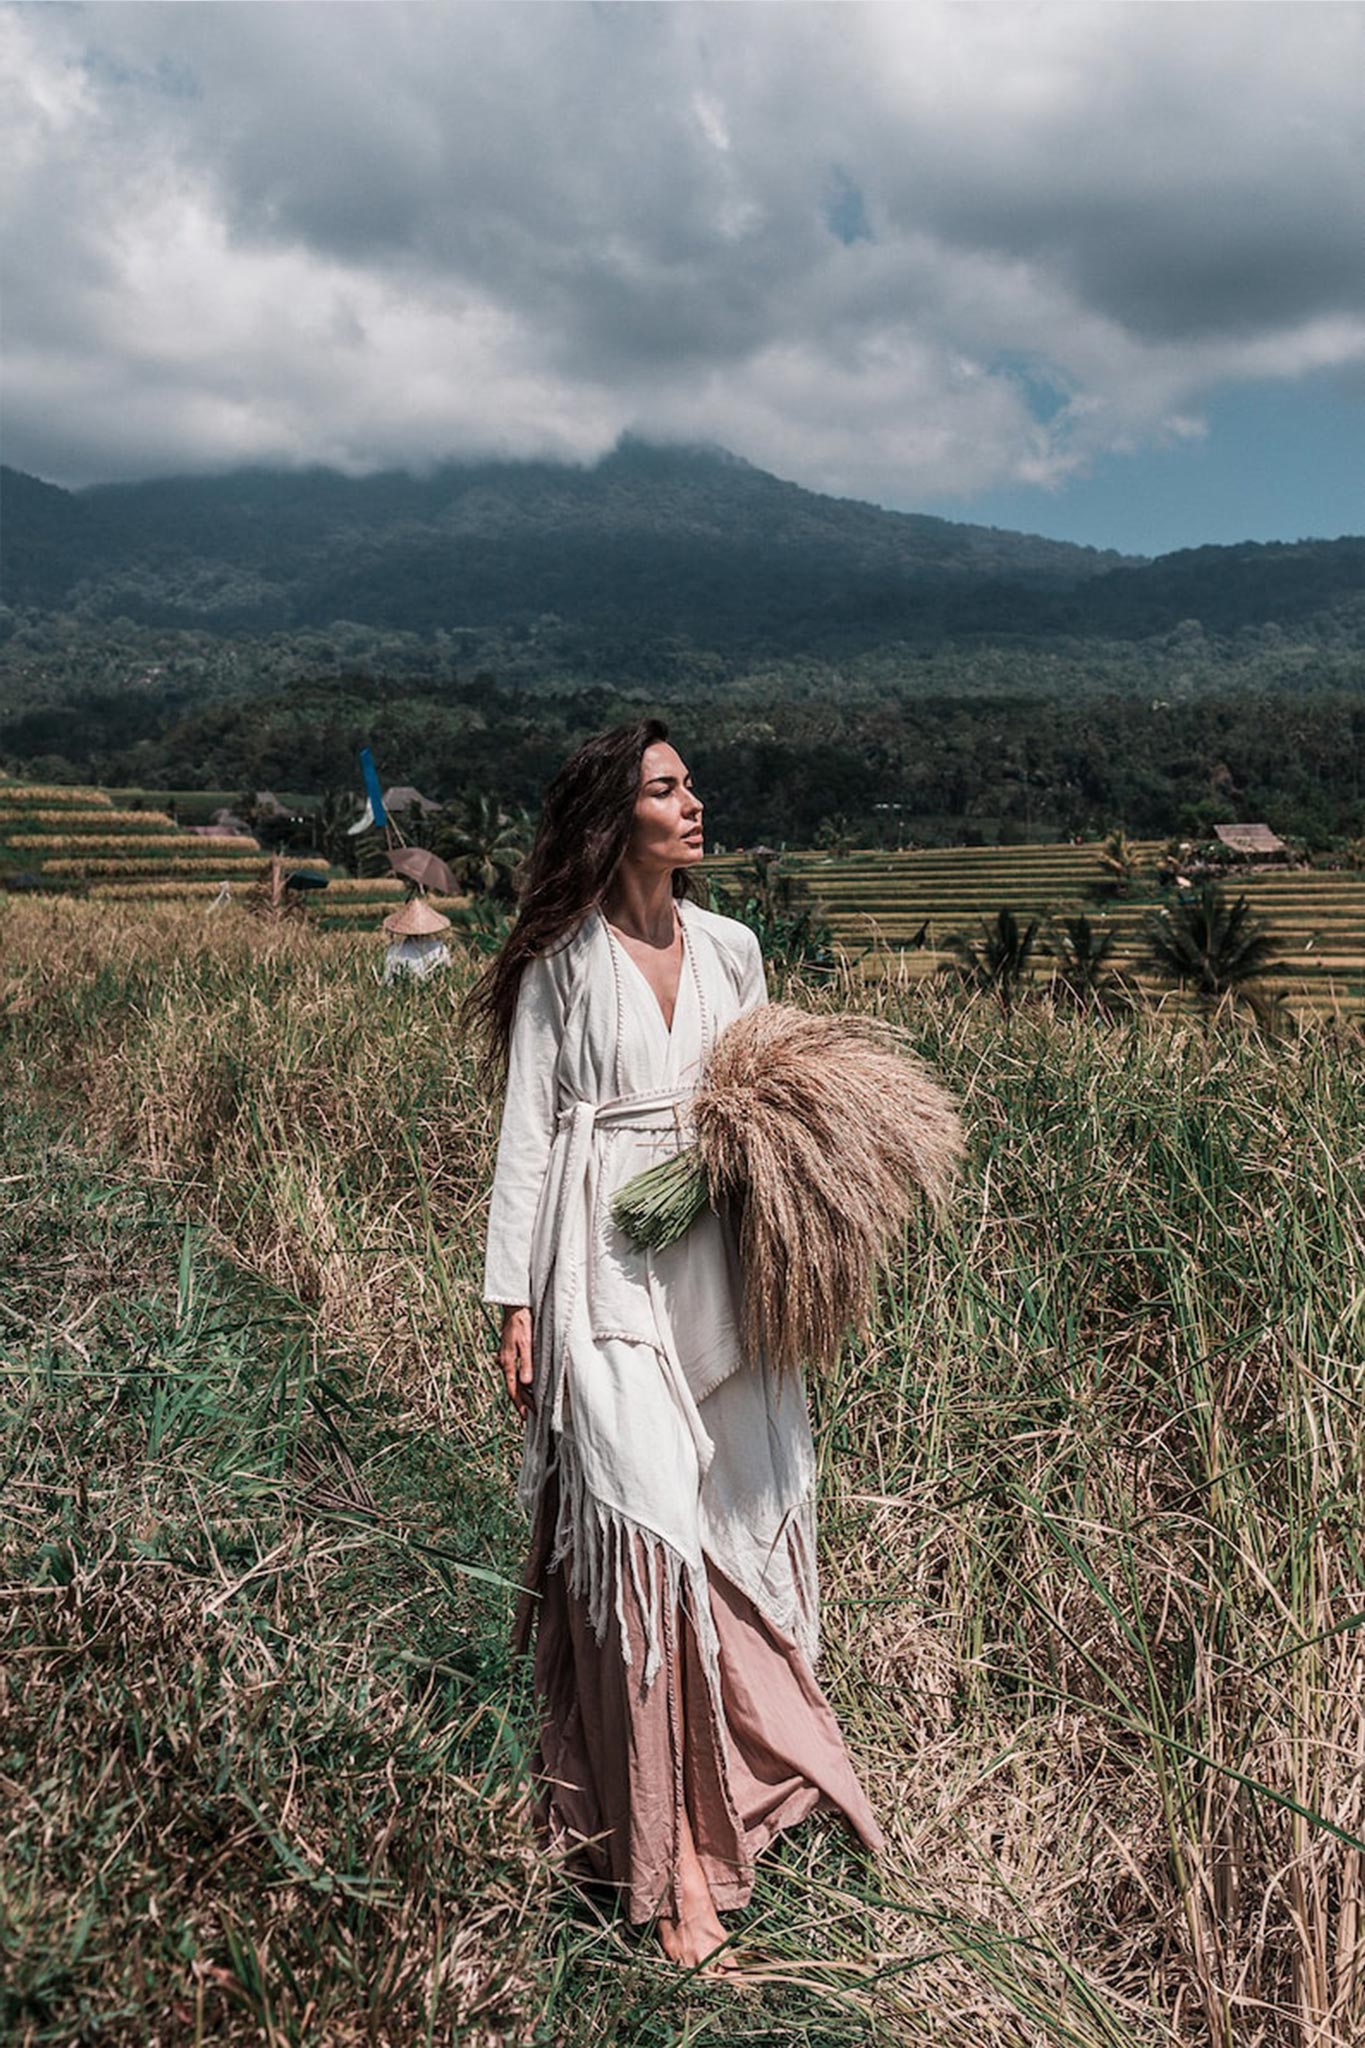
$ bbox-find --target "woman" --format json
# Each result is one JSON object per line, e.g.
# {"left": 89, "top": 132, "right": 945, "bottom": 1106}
{"left": 468, "top": 720, "right": 883, "bottom": 1973}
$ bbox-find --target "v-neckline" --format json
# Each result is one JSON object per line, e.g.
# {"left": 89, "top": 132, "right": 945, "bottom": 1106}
{"left": 602, "top": 904, "right": 688, "bottom": 1039}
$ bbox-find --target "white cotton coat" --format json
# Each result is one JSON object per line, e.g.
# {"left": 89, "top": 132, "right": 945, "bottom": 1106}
{"left": 482, "top": 898, "right": 819, "bottom": 1692}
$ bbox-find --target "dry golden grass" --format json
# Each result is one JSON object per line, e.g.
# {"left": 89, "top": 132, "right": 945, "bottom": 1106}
{"left": 13, "top": 833, "right": 258, "bottom": 852}
{"left": 311, "top": 876, "right": 414, "bottom": 895}
{"left": 0, "top": 781, "right": 112, "bottom": 804}
{"left": 0, "top": 808, "right": 176, "bottom": 829}
{"left": 38, "top": 854, "right": 330, "bottom": 877}
{"left": 3, "top": 897, "right": 1364, "bottom": 2047}
{"left": 87, "top": 878, "right": 261, "bottom": 898}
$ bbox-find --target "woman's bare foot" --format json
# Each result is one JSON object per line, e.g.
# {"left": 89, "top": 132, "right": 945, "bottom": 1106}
{"left": 658, "top": 1903, "right": 733, "bottom": 1973}
{"left": 657, "top": 1811, "right": 738, "bottom": 1976}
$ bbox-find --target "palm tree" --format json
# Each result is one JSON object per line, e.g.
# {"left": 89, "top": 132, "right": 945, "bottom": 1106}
{"left": 814, "top": 813, "right": 856, "bottom": 856}
{"left": 435, "top": 791, "right": 531, "bottom": 902}
{"left": 1045, "top": 914, "right": 1131, "bottom": 1017}
{"left": 947, "top": 907, "right": 1040, "bottom": 1015}
{"left": 1098, "top": 827, "right": 1142, "bottom": 895}
{"left": 309, "top": 788, "right": 360, "bottom": 870}
{"left": 1143, "top": 884, "right": 1283, "bottom": 1022}
{"left": 711, "top": 852, "right": 837, "bottom": 974}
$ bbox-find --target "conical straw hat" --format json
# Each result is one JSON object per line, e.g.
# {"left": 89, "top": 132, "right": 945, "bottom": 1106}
{"left": 382, "top": 896, "right": 451, "bottom": 937}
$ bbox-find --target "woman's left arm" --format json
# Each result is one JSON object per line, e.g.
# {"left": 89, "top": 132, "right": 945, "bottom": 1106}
{"left": 738, "top": 926, "right": 769, "bottom": 1013}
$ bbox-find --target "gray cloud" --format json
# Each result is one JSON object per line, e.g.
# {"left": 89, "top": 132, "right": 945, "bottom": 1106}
{"left": 2, "top": 2, "right": 1363, "bottom": 500}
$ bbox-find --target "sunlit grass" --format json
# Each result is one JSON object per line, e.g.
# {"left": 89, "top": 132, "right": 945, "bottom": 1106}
{"left": 3, "top": 898, "right": 1363, "bottom": 2045}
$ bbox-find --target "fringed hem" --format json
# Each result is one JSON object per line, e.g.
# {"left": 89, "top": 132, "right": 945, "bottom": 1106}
{"left": 706, "top": 1491, "right": 822, "bottom": 1673}
{"left": 524, "top": 1500, "right": 886, "bottom": 1928}
{"left": 550, "top": 1431, "right": 721, "bottom": 1700}
{"left": 524, "top": 1414, "right": 822, "bottom": 1706}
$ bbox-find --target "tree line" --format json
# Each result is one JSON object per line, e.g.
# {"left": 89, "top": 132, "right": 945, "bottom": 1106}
{"left": 4, "top": 673, "right": 1361, "bottom": 852}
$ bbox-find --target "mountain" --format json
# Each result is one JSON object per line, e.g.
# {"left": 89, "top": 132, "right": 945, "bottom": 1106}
{"left": 2, "top": 441, "right": 1360, "bottom": 664}
{"left": 2, "top": 444, "right": 1360, "bottom": 838}
{"left": 0, "top": 441, "right": 1129, "bottom": 638}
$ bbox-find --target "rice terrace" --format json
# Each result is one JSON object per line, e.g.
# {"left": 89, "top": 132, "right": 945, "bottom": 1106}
{"left": 4, "top": 779, "right": 1364, "bottom": 1017}
{"left": 3, "top": 772, "right": 1364, "bottom": 2045}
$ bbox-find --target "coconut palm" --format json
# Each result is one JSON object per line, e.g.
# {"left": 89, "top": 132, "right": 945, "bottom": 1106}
{"left": 947, "top": 907, "right": 1040, "bottom": 1014}
{"left": 1098, "top": 827, "right": 1142, "bottom": 895}
{"left": 1045, "top": 914, "right": 1131, "bottom": 1017}
{"left": 435, "top": 792, "right": 532, "bottom": 902}
{"left": 814, "top": 813, "right": 857, "bottom": 856}
{"left": 1143, "top": 883, "right": 1283, "bottom": 1022}
{"left": 309, "top": 789, "right": 359, "bottom": 870}
{"left": 710, "top": 853, "right": 838, "bottom": 975}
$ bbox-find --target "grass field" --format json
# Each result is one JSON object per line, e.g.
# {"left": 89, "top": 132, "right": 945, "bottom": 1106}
{"left": 3, "top": 899, "right": 1363, "bottom": 2046}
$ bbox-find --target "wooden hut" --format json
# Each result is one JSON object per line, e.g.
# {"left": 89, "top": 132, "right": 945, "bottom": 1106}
{"left": 1214, "top": 823, "right": 1289, "bottom": 863}
{"left": 383, "top": 786, "right": 440, "bottom": 818}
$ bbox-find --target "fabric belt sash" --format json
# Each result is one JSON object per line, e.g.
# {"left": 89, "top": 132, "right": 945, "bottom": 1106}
{"left": 531, "top": 1088, "right": 696, "bottom": 1430}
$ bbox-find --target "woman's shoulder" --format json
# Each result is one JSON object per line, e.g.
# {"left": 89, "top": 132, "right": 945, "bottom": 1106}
{"left": 534, "top": 915, "right": 597, "bottom": 974}
{"left": 678, "top": 897, "right": 761, "bottom": 965}
{"left": 513, "top": 913, "right": 598, "bottom": 1007}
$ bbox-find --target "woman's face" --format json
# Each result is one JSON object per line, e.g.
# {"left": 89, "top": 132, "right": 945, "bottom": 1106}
{"left": 624, "top": 741, "right": 704, "bottom": 872}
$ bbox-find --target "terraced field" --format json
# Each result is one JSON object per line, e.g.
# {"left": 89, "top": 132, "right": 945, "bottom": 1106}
{"left": 0, "top": 780, "right": 298, "bottom": 888}
{"left": 0, "top": 779, "right": 465, "bottom": 928}
{"left": 706, "top": 843, "right": 1365, "bottom": 1017}
{"left": 6, "top": 784, "right": 1360, "bottom": 1012}
{"left": 309, "top": 878, "right": 468, "bottom": 926}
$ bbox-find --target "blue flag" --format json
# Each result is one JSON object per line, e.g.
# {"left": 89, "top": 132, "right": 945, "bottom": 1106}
{"left": 359, "top": 748, "right": 387, "bottom": 831}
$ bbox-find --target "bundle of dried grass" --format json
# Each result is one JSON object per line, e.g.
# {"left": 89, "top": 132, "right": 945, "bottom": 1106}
{"left": 613, "top": 1002, "right": 965, "bottom": 1374}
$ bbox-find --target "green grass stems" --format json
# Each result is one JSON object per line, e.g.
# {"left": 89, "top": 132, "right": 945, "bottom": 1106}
{"left": 2, "top": 899, "right": 1363, "bottom": 2044}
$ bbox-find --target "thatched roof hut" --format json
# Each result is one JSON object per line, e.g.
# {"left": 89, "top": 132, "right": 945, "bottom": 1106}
{"left": 1214, "top": 823, "right": 1289, "bottom": 861}
{"left": 383, "top": 785, "right": 440, "bottom": 817}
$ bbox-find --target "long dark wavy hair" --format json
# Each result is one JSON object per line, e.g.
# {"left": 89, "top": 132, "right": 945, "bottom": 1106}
{"left": 463, "top": 718, "right": 696, "bottom": 1085}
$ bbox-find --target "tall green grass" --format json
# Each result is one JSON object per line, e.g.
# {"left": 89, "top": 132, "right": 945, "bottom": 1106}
{"left": 3, "top": 899, "right": 1363, "bottom": 2045}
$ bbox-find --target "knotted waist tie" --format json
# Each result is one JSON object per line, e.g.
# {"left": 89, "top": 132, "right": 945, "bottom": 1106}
{"left": 530, "top": 1087, "right": 697, "bottom": 1430}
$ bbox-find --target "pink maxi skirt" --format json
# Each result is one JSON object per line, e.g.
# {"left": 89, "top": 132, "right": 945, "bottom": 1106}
{"left": 514, "top": 1474, "right": 886, "bottom": 1924}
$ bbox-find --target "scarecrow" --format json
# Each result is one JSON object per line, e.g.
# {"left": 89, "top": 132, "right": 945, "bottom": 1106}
{"left": 382, "top": 894, "right": 453, "bottom": 983}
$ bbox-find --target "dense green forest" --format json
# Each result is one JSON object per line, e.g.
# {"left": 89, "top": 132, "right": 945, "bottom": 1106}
{"left": 0, "top": 444, "right": 1132, "bottom": 638}
{"left": 4, "top": 675, "right": 1361, "bottom": 850}
{"left": 2, "top": 443, "right": 1361, "bottom": 846}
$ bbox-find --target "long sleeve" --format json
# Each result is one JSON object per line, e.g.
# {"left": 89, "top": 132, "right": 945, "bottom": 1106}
{"left": 737, "top": 926, "right": 768, "bottom": 1013}
{"left": 482, "top": 951, "right": 566, "bottom": 1307}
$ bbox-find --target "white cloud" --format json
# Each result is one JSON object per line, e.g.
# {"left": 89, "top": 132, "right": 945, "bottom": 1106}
{"left": 2, "top": 1, "right": 1363, "bottom": 500}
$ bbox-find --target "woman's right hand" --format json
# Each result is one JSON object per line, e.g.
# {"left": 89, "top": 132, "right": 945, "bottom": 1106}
{"left": 499, "top": 1306, "right": 535, "bottom": 1420}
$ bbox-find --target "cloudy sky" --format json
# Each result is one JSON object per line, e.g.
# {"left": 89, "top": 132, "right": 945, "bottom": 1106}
{"left": 3, "top": 1, "right": 1363, "bottom": 554}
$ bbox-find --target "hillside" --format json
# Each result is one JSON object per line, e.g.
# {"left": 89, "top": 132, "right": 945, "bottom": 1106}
{"left": 2, "top": 442, "right": 1143, "bottom": 653}
{"left": 3, "top": 445, "right": 1361, "bottom": 828}
{"left": 5, "top": 443, "right": 1361, "bottom": 671}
